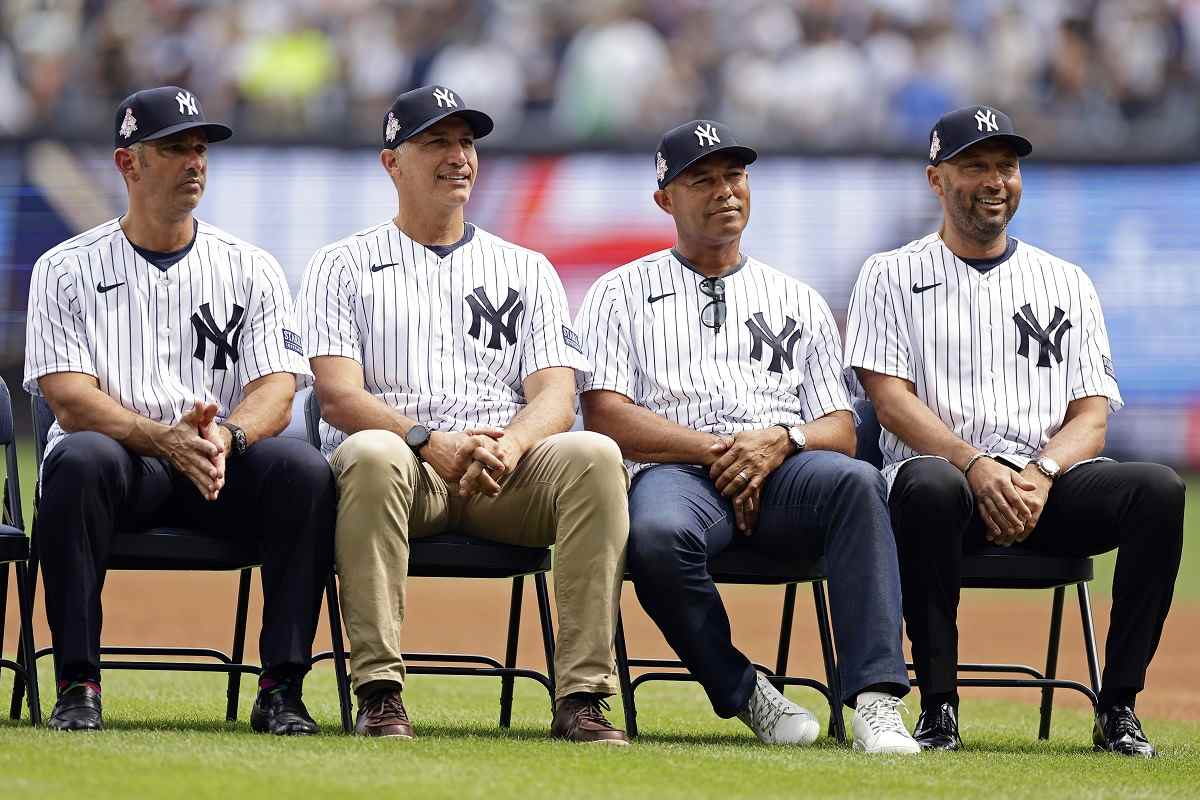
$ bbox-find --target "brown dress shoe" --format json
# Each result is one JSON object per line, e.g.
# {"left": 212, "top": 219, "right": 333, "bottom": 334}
{"left": 355, "top": 689, "right": 415, "bottom": 738}
{"left": 551, "top": 694, "right": 629, "bottom": 745}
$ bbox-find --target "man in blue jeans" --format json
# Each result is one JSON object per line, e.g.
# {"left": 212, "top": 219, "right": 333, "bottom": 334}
{"left": 574, "top": 120, "right": 919, "bottom": 753}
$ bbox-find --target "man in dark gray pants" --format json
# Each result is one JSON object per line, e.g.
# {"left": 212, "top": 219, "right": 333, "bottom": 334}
{"left": 574, "top": 119, "right": 919, "bottom": 753}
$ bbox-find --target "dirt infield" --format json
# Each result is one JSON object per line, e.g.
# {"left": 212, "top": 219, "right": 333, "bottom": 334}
{"left": 4, "top": 574, "right": 1196, "bottom": 721}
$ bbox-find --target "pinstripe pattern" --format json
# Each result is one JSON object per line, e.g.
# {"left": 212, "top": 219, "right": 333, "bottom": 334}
{"left": 844, "top": 233, "right": 1122, "bottom": 484}
{"left": 297, "top": 221, "right": 589, "bottom": 456}
{"left": 575, "top": 249, "right": 852, "bottom": 476}
{"left": 23, "top": 218, "right": 310, "bottom": 463}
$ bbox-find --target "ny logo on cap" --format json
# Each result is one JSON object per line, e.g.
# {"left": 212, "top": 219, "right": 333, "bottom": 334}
{"left": 655, "top": 152, "right": 668, "bottom": 183}
{"left": 694, "top": 123, "right": 720, "bottom": 147}
{"left": 433, "top": 88, "right": 458, "bottom": 108}
{"left": 120, "top": 108, "right": 138, "bottom": 140}
{"left": 385, "top": 112, "right": 401, "bottom": 143}
{"left": 176, "top": 90, "right": 199, "bottom": 116}
{"left": 975, "top": 108, "right": 998, "bottom": 133}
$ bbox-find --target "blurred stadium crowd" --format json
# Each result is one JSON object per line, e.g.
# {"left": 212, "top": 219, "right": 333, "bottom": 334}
{"left": 2, "top": 0, "right": 1198, "bottom": 155}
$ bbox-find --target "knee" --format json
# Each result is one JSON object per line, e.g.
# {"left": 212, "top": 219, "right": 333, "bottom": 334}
{"left": 332, "top": 430, "right": 419, "bottom": 490}
{"left": 548, "top": 431, "right": 626, "bottom": 485}
{"left": 42, "top": 431, "right": 129, "bottom": 488}
{"left": 627, "top": 509, "right": 704, "bottom": 579}
{"left": 891, "top": 458, "right": 971, "bottom": 519}
{"left": 256, "top": 438, "right": 337, "bottom": 503}
{"left": 1129, "top": 463, "right": 1186, "bottom": 527}
{"left": 829, "top": 456, "right": 887, "bottom": 501}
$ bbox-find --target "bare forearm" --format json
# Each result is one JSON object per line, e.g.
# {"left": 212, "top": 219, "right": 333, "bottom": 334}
{"left": 798, "top": 411, "right": 856, "bottom": 456}
{"left": 504, "top": 391, "right": 575, "bottom": 452}
{"left": 584, "top": 400, "right": 721, "bottom": 465}
{"left": 45, "top": 381, "right": 170, "bottom": 457}
{"left": 318, "top": 383, "right": 419, "bottom": 438}
{"left": 224, "top": 377, "right": 293, "bottom": 446}
{"left": 872, "top": 387, "right": 978, "bottom": 471}
{"left": 1041, "top": 405, "right": 1106, "bottom": 468}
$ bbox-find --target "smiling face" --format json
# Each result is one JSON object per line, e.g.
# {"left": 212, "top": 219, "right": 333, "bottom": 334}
{"left": 654, "top": 152, "right": 751, "bottom": 247}
{"left": 116, "top": 130, "right": 208, "bottom": 217}
{"left": 383, "top": 115, "right": 478, "bottom": 211}
{"left": 929, "top": 139, "right": 1022, "bottom": 246}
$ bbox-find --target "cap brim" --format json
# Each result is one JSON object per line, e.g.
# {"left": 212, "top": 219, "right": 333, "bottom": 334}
{"left": 394, "top": 109, "right": 495, "bottom": 145}
{"left": 139, "top": 121, "right": 234, "bottom": 145}
{"left": 661, "top": 144, "right": 758, "bottom": 188}
{"left": 938, "top": 133, "right": 1032, "bottom": 164}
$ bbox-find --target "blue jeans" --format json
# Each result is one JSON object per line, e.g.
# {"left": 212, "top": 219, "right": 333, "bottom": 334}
{"left": 627, "top": 451, "right": 909, "bottom": 716}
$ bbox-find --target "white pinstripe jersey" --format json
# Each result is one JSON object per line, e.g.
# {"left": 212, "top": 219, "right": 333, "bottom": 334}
{"left": 297, "top": 221, "right": 589, "bottom": 456}
{"left": 844, "top": 233, "right": 1122, "bottom": 484}
{"left": 575, "top": 249, "right": 853, "bottom": 476}
{"left": 23, "top": 217, "right": 311, "bottom": 463}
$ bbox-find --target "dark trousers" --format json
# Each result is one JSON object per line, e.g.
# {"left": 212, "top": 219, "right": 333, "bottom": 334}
{"left": 36, "top": 431, "right": 337, "bottom": 685}
{"left": 888, "top": 457, "right": 1185, "bottom": 709}
{"left": 627, "top": 451, "right": 910, "bottom": 716}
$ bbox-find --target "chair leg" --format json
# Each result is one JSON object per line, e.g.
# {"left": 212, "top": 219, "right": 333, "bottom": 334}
{"left": 812, "top": 582, "right": 845, "bottom": 743}
{"left": 0, "top": 562, "right": 9, "bottom": 709}
{"left": 325, "top": 572, "right": 353, "bottom": 733}
{"left": 773, "top": 583, "right": 798, "bottom": 692}
{"left": 614, "top": 609, "right": 637, "bottom": 738}
{"left": 1077, "top": 582, "right": 1102, "bottom": 702}
{"left": 225, "top": 568, "right": 252, "bottom": 723}
{"left": 533, "top": 572, "right": 556, "bottom": 691}
{"left": 10, "top": 551, "right": 37, "bottom": 721}
{"left": 1038, "top": 586, "right": 1066, "bottom": 740}
{"left": 16, "top": 561, "right": 41, "bottom": 726}
{"left": 498, "top": 575, "right": 525, "bottom": 728}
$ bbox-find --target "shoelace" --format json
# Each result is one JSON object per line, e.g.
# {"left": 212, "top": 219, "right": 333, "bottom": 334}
{"left": 859, "top": 696, "right": 908, "bottom": 736}
{"left": 368, "top": 693, "right": 409, "bottom": 723}
{"left": 745, "top": 679, "right": 796, "bottom": 733}
{"left": 575, "top": 697, "right": 612, "bottom": 724}
{"left": 1109, "top": 708, "right": 1141, "bottom": 739}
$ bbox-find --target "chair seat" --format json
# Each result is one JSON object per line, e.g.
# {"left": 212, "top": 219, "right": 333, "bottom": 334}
{"left": 708, "top": 548, "right": 826, "bottom": 584}
{"left": 962, "top": 545, "right": 1093, "bottom": 589}
{"left": 0, "top": 524, "right": 29, "bottom": 562}
{"left": 108, "top": 528, "right": 262, "bottom": 571}
{"left": 409, "top": 532, "right": 551, "bottom": 578}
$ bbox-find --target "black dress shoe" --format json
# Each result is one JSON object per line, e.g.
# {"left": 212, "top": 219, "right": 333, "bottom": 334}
{"left": 250, "top": 681, "right": 319, "bottom": 736}
{"left": 49, "top": 684, "right": 103, "bottom": 731}
{"left": 913, "top": 702, "right": 962, "bottom": 751}
{"left": 1094, "top": 706, "right": 1156, "bottom": 758}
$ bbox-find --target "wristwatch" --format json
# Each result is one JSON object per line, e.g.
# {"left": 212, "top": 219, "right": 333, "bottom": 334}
{"left": 1034, "top": 456, "right": 1061, "bottom": 481}
{"left": 405, "top": 424, "right": 432, "bottom": 460}
{"left": 220, "top": 422, "right": 248, "bottom": 458}
{"left": 775, "top": 423, "right": 807, "bottom": 454}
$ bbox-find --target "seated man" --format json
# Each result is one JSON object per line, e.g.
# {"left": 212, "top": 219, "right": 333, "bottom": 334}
{"left": 25, "top": 86, "right": 335, "bottom": 734}
{"left": 298, "top": 86, "right": 630, "bottom": 743}
{"left": 575, "top": 120, "right": 919, "bottom": 754}
{"left": 845, "top": 105, "right": 1184, "bottom": 756}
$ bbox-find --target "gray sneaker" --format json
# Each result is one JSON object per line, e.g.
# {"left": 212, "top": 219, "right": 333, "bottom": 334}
{"left": 737, "top": 672, "right": 820, "bottom": 745}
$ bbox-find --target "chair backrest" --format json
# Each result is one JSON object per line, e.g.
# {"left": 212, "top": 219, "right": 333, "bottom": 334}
{"left": 304, "top": 389, "right": 322, "bottom": 449}
{"left": 0, "top": 376, "right": 23, "bottom": 529}
{"left": 31, "top": 394, "right": 55, "bottom": 467}
{"left": 853, "top": 398, "right": 884, "bottom": 470}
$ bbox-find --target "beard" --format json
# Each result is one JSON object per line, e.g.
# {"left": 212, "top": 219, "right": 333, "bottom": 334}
{"left": 947, "top": 185, "right": 1020, "bottom": 245}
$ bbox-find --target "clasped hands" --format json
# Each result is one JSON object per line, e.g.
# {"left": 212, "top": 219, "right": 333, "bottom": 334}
{"left": 966, "top": 456, "right": 1052, "bottom": 546}
{"left": 157, "top": 400, "right": 228, "bottom": 501}
{"left": 422, "top": 427, "right": 523, "bottom": 499}
{"left": 706, "top": 427, "right": 792, "bottom": 535}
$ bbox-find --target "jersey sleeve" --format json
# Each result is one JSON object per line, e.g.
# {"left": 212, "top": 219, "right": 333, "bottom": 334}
{"left": 1069, "top": 274, "right": 1123, "bottom": 412}
{"left": 519, "top": 257, "right": 591, "bottom": 382}
{"left": 238, "top": 251, "right": 313, "bottom": 388}
{"left": 574, "top": 275, "right": 635, "bottom": 398}
{"left": 797, "top": 289, "right": 854, "bottom": 421}
{"left": 298, "top": 246, "right": 361, "bottom": 363}
{"left": 844, "top": 256, "right": 914, "bottom": 387}
{"left": 23, "top": 254, "right": 97, "bottom": 395}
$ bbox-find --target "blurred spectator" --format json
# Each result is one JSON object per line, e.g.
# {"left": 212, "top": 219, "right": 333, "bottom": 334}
{"left": 0, "top": 0, "right": 1196, "bottom": 156}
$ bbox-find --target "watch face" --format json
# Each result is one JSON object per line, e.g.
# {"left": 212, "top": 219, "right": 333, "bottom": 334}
{"left": 1039, "top": 457, "right": 1060, "bottom": 476}
{"left": 789, "top": 426, "right": 807, "bottom": 451}
{"left": 405, "top": 425, "right": 430, "bottom": 449}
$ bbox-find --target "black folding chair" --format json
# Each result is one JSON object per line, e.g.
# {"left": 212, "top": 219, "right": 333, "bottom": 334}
{"left": 854, "top": 399, "right": 1101, "bottom": 739}
{"left": 11, "top": 394, "right": 350, "bottom": 730}
{"left": 303, "top": 390, "right": 557, "bottom": 729}
{"left": 613, "top": 552, "right": 845, "bottom": 741}
{"left": 0, "top": 377, "right": 41, "bottom": 725}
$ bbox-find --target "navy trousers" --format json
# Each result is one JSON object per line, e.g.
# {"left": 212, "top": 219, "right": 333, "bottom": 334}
{"left": 36, "top": 431, "right": 337, "bottom": 685}
{"left": 627, "top": 450, "right": 909, "bottom": 716}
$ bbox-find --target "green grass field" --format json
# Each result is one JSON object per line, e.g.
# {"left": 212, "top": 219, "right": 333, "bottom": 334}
{"left": 0, "top": 669, "right": 1197, "bottom": 799}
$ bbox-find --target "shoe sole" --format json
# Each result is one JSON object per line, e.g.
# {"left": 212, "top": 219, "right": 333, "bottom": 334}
{"left": 853, "top": 741, "right": 922, "bottom": 755}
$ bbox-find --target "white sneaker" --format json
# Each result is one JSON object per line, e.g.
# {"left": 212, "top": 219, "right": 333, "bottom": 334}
{"left": 852, "top": 694, "right": 921, "bottom": 754}
{"left": 736, "top": 672, "right": 821, "bottom": 745}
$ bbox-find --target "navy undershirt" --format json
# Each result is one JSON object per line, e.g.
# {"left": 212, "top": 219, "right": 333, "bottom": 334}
{"left": 425, "top": 223, "right": 475, "bottom": 258}
{"left": 671, "top": 248, "right": 748, "bottom": 278}
{"left": 960, "top": 236, "right": 1018, "bottom": 273}
{"left": 129, "top": 219, "right": 198, "bottom": 271}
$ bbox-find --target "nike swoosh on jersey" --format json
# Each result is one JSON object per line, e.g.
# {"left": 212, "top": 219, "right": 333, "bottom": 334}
{"left": 911, "top": 282, "right": 942, "bottom": 294}
{"left": 647, "top": 292, "right": 676, "bottom": 303}
{"left": 370, "top": 262, "right": 399, "bottom": 273}
{"left": 97, "top": 281, "right": 125, "bottom": 293}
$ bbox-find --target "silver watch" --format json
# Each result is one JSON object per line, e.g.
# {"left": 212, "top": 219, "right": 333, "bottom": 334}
{"left": 786, "top": 425, "right": 807, "bottom": 454}
{"left": 1034, "top": 456, "right": 1061, "bottom": 480}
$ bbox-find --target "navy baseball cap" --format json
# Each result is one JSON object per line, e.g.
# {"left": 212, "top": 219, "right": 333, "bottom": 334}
{"left": 928, "top": 105, "right": 1032, "bottom": 166}
{"left": 655, "top": 120, "right": 758, "bottom": 189}
{"left": 113, "top": 86, "right": 232, "bottom": 148}
{"left": 382, "top": 85, "right": 494, "bottom": 148}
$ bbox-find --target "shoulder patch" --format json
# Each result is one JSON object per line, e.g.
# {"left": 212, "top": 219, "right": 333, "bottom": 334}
{"left": 282, "top": 329, "right": 304, "bottom": 355}
{"left": 1102, "top": 355, "right": 1116, "bottom": 380}
{"left": 562, "top": 325, "right": 583, "bottom": 354}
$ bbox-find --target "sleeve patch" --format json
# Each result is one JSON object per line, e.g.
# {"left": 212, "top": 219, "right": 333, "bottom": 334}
{"left": 1102, "top": 355, "right": 1116, "bottom": 379}
{"left": 282, "top": 329, "right": 304, "bottom": 355}
{"left": 562, "top": 325, "right": 583, "bottom": 354}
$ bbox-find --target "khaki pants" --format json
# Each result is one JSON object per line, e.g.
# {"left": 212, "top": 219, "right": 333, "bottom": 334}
{"left": 330, "top": 429, "right": 629, "bottom": 701}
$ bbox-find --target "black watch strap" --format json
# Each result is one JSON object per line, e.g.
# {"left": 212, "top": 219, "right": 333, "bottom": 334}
{"left": 220, "top": 422, "right": 248, "bottom": 457}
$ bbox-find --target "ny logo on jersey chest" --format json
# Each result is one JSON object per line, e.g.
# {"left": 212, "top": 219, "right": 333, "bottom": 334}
{"left": 745, "top": 313, "right": 802, "bottom": 375}
{"left": 191, "top": 303, "right": 245, "bottom": 370}
{"left": 466, "top": 287, "right": 524, "bottom": 350}
{"left": 1013, "top": 304, "right": 1071, "bottom": 368}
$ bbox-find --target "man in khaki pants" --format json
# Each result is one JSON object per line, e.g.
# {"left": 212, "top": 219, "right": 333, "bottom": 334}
{"left": 297, "top": 85, "right": 630, "bottom": 743}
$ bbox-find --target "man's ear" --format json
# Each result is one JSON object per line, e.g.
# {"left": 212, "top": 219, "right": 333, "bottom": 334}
{"left": 114, "top": 148, "right": 138, "bottom": 182}
{"left": 653, "top": 188, "right": 672, "bottom": 215}
{"left": 926, "top": 164, "right": 945, "bottom": 199}
{"left": 380, "top": 147, "right": 401, "bottom": 179}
